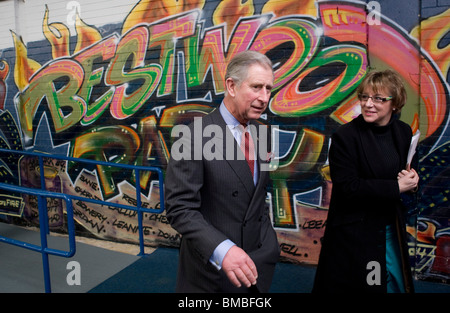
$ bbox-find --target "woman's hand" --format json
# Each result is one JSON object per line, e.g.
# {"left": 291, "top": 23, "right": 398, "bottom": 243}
{"left": 397, "top": 167, "right": 419, "bottom": 193}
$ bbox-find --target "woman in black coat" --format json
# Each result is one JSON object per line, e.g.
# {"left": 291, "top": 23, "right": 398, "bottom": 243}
{"left": 313, "top": 70, "right": 419, "bottom": 293}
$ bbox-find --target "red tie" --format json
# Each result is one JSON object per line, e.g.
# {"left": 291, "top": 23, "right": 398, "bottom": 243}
{"left": 240, "top": 125, "right": 255, "bottom": 177}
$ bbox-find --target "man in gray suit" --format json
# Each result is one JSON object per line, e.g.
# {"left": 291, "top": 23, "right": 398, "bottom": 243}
{"left": 165, "top": 51, "right": 280, "bottom": 292}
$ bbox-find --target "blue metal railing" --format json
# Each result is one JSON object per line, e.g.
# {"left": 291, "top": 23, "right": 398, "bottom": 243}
{"left": 0, "top": 182, "right": 76, "bottom": 293}
{"left": 0, "top": 148, "right": 165, "bottom": 292}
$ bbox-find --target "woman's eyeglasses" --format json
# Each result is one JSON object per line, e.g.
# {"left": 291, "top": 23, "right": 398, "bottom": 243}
{"left": 358, "top": 94, "right": 393, "bottom": 104}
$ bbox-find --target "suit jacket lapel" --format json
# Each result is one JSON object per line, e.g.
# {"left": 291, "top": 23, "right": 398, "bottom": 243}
{"left": 210, "top": 110, "right": 256, "bottom": 197}
{"left": 245, "top": 121, "right": 272, "bottom": 221}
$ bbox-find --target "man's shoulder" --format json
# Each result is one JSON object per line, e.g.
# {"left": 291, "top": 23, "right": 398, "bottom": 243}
{"left": 185, "top": 108, "right": 220, "bottom": 129}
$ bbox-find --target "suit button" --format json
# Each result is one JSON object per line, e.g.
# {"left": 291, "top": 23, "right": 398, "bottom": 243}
{"left": 232, "top": 191, "right": 238, "bottom": 197}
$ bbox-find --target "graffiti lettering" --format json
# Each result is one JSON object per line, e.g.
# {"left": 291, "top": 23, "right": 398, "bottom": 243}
{"left": 147, "top": 213, "right": 169, "bottom": 224}
{"left": 157, "top": 229, "right": 181, "bottom": 243}
{"left": 75, "top": 35, "right": 117, "bottom": 126}
{"left": 142, "top": 226, "right": 153, "bottom": 236}
{"left": 16, "top": 59, "right": 86, "bottom": 142}
{"left": 74, "top": 186, "right": 98, "bottom": 200}
{"left": 69, "top": 125, "right": 141, "bottom": 199}
{"left": 105, "top": 26, "right": 162, "bottom": 120}
{"left": 14, "top": 12, "right": 370, "bottom": 142}
{"left": 301, "top": 219, "right": 326, "bottom": 230}
{"left": 108, "top": 205, "right": 137, "bottom": 218}
{"left": 75, "top": 200, "right": 107, "bottom": 223}
{"left": 280, "top": 243, "right": 303, "bottom": 257}
{"left": 73, "top": 208, "right": 106, "bottom": 234}
{"left": 112, "top": 219, "right": 139, "bottom": 233}
{"left": 48, "top": 213, "right": 61, "bottom": 224}
{"left": 78, "top": 173, "right": 98, "bottom": 191}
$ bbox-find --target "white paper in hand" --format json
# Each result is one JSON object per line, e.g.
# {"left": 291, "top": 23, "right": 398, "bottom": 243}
{"left": 407, "top": 130, "right": 420, "bottom": 167}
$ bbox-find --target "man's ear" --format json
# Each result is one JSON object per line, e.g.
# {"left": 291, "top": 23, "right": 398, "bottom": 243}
{"left": 225, "top": 78, "right": 236, "bottom": 97}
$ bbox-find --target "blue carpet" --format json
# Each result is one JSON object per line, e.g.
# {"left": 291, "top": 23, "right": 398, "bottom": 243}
{"left": 89, "top": 247, "right": 450, "bottom": 293}
{"left": 89, "top": 247, "right": 179, "bottom": 293}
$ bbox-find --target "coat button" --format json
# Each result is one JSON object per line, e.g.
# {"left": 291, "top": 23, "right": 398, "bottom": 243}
{"left": 232, "top": 190, "right": 238, "bottom": 197}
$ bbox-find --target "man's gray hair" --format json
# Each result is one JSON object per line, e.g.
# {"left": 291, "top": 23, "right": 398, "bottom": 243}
{"left": 225, "top": 51, "right": 273, "bottom": 86}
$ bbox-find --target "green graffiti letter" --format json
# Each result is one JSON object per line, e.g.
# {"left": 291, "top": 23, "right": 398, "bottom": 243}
{"left": 75, "top": 35, "right": 118, "bottom": 126}
{"left": 69, "top": 125, "right": 140, "bottom": 199}
{"left": 16, "top": 59, "right": 86, "bottom": 140}
{"left": 106, "top": 26, "right": 161, "bottom": 120}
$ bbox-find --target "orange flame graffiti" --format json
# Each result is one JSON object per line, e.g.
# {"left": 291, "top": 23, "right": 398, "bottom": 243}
{"left": 43, "top": 4, "right": 102, "bottom": 58}
{"left": 262, "top": 0, "right": 317, "bottom": 18}
{"left": 213, "top": 0, "right": 254, "bottom": 39}
{"left": 122, "top": 0, "right": 205, "bottom": 34}
{"left": 11, "top": 31, "right": 41, "bottom": 92}
{"left": 73, "top": 11, "right": 103, "bottom": 54}
{"left": 43, "top": 5, "right": 71, "bottom": 58}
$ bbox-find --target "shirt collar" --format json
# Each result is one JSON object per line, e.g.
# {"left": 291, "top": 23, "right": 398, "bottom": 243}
{"left": 219, "top": 102, "right": 248, "bottom": 128}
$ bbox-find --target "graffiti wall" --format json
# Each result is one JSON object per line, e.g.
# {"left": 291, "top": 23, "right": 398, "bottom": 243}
{"left": 0, "top": 0, "right": 448, "bottom": 282}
